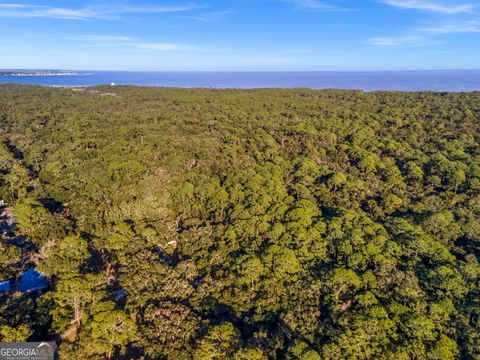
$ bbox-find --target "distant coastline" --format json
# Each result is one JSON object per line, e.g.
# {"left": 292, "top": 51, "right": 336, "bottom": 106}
{"left": 0, "top": 70, "right": 82, "bottom": 77}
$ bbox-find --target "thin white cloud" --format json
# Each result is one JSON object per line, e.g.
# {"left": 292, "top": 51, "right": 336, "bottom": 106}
{"left": 369, "top": 19, "right": 480, "bottom": 47}
{"left": 69, "top": 34, "right": 191, "bottom": 52}
{"left": 368, "top": 35, "right": 439, "bottom": 46}
{"left": 0, "top": 3, "right": 27, "bottom": 8}
{"left": 382, "top": 0, "right": 475, "bottom": 14}
{"left": 0, "top": 3, "right": 198, "bottom": 20}
{"left": 418, "top": 21, "right": 480, "bottom": 33}
{"left": 111, "top": 5, "right": 202, "bottom": 15}
{"left": 70, "top": 35, "right": 135, "bottom": 42}
{"left": 182, "top": 10, "right": 233, "bottom": 21}
{"left": 135, "top": 43, "right": 192, "bottom": 51}
{"left": 282, "top": 0, "right": 351, "bottom": 11}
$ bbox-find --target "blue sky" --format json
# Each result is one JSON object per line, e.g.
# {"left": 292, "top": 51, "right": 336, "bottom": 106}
{"left": 0, "top": 0, "right": 479, "bottom": 70}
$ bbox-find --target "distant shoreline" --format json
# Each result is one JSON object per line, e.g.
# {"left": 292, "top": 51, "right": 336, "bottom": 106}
{"left": 0, "top": 70, "right": 83, "bottom": 77}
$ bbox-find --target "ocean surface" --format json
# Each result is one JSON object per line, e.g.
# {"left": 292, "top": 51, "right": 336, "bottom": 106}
{"left": 1, "top": 70, "right": 480, "bottom": 92}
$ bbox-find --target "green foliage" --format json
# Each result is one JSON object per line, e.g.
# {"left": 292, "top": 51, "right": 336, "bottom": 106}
{"left": 193, "top": 322, "right": 242, "bottom": 359}
{"left": 38, "top": 236, "right": 90, "bottom": 276}
{"left": 0, "top": 85, "right": 479, "bottom": 359}
{"left": 0, "top": 324, "right": 32, "bottom": 342}
{"left": 88, "top": 306, "right": 137, "bottom": 358}
{"left": 288, "top": 340, "right": 321, "bottom": 360}
{"left": 0, "top": 242, "right": 22, "bottom": 277}
{"left": 14, "top": 198, "right": 67, "bottom": 247}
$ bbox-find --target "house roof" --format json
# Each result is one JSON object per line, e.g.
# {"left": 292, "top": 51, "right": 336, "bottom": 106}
{"left": 0, "top": 280, "right": 10, "bottom": 292}
{"left": 18, "top": 269, "right": 48, "bottom": 292}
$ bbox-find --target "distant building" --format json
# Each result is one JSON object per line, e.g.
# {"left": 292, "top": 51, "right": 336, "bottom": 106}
{"left": 111, "top": 82, "right": 116, "bottom": 87}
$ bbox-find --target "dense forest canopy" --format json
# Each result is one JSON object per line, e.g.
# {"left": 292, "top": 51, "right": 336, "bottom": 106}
{"left": 0, "top": 84, "right": 479, "bottom": 359}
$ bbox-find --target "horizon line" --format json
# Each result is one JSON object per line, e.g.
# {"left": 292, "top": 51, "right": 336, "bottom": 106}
{"left": 2, "top": 68, "right": 480, "bottom": 73}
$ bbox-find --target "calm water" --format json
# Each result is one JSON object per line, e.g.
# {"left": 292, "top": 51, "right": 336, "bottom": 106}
{"left": 1, "top": 70, "right": 480, "bottom": 92}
